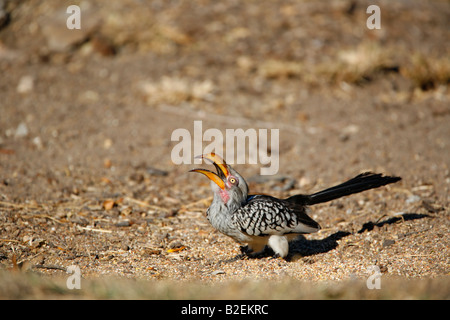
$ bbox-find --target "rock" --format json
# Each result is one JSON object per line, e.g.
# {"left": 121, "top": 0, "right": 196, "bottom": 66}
{"left": 31, "top": 238, "right": 46, "bottom": 248}
{"left": 40, "top": 7, "right": 101, "bottom": 53}
{"left": 115, "top": 220, "right": 131, "bottom": 227}
{"left": 147, "top": 167, "right": 168, "bottom": 176}
{"left": 14, "top": 122, "right": 29, "bottom": 138}
{"left": 406, "top": 195, "right": 421, "bottom": 204}
{"left": 17, "top": 75, "right": 34, "bottom": 94}
{"left": 298, "top": 176, "right": 311, "bottom": 188}
{"left": 382, "top": 239, "right": 395, "bottom": 248}
{"left": 211, "top": 270, "right": 225, "bottom": 276}
{"left": 32, "top": 136, "right": 43, "bottom": 149}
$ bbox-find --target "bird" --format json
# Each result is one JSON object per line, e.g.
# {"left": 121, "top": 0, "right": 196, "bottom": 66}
{"left": 190, "top": 153, "right": 401, "bottom": 259}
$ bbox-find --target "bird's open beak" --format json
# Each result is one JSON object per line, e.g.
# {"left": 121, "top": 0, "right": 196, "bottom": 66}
{"left": 189, "top": 153, "right": 230, "bottom": 190}
{"left": 189, "top": 168, "right": 225, "bottom": 190}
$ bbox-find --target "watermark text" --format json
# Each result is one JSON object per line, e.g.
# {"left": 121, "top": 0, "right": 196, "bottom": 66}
{"left": 171, "top": 121, "right": 279, "bottom": 175}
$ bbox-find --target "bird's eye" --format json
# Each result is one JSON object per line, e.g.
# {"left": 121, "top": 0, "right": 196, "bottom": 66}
{"left": 229, "top": 177, "right": 237, "bottom": 184}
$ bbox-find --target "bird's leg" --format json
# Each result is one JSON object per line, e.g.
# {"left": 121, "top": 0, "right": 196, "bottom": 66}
{"left": 267, "top": 235, "right": 289, "bottom": 258}
{"left": 269, "top": 252, "right": 291, "bottom": 261}
{"left": 229, "top": 245, "right": 255, "bottom": 260}
{"left": 240, "top": 245, "right": 251, "bottom": 254}
{"left": 244, "top": 245, "right": 274, "bottom": 259}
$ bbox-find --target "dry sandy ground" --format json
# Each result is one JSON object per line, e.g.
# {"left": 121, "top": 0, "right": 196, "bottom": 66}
{"left": 0, "top": 0, "right": 449, "bottom": 299}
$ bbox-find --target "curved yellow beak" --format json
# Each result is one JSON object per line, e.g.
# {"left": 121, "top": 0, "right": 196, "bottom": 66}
{"left": 189, "top": 168, "right": 225, "bottom": 189}
{"left": 189, "top": 153, "right": 230, "bottom": 190}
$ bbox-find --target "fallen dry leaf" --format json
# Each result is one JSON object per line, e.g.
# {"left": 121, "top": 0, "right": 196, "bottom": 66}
{"left": 102, "top": 199, "right": 115, "bottom": 210}
{"left": 104, "top": 159, "right": 112, "bottom": 168}
{"left": 0, "top": 149, "right": 15, "bottom": 155}
{"left": 166, "top": 246, "right": 186, "bottom": 253}
{"left": 100, "top": 177, "right": 112, "bottom": 184}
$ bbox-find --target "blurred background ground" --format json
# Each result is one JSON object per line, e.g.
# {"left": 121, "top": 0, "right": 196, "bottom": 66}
{"left": 0, "top": 0, "right": 449, "bottom": 299}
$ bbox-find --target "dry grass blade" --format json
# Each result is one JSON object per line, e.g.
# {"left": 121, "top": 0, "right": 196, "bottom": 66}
{"left": 34, "top": 264, "right": 67, "bottom": 272}
{"left": 0, "top": 201, "right": 40, "bottom": 209}
{"left": 181, "top": 196, "right": 213, "bottom": 209}
{"left": 0, "top": 239, "right": 21, "bottom": 243}
{"left": 124, "top": 197, "right": 170, "bottom": 213}
{"left": 22, "top": 214, "right": 64, "bottom": 224}
{"left": 76, "top": 226, "right": 113, "bottom": 233}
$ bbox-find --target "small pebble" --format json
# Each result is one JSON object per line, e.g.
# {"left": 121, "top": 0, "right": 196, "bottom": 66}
{"left": 406, "top": 195, "right": 421, "bottom": 204}
{"left": 14, "top": 122, "right": 29, "bottom": 138}
{"left": 116, "top": 220, "right": 131, "bottom": 227}
{"left": 382, "top": 239, "right": 395, "bottom": 248}
{"left": 211, "top": 270, "right": 225, "bottom": 276}
{"left": 17, "top": 75, "right": 34, "bottom": 94}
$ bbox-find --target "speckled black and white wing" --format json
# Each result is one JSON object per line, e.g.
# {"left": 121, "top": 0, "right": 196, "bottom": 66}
{"left": 231, "top": 195, "right": 320, "bottom": 236}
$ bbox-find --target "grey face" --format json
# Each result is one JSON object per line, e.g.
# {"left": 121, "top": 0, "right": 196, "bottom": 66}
{"left": 190, "top": 153, "right": 249, "bottom": 206}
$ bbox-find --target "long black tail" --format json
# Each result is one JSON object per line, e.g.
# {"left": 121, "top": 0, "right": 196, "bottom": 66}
{"left": 288, "top": 172, "right": 401, "bottom": 206}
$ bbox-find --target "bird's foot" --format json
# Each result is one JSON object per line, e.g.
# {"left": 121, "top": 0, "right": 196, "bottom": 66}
{"left": 240, "top": 245, "right": 251, "bottom": 255}
{"left": 242, "top": 246, "right": 274, "bottom": 259}
{"left": 238, "top": 245, "right": 266, "bottom": 259}
{"left": 217, "top": 246, "right": 290, "bottom": 263}
{"left": 269, "top": 252, "right": 291, "bottom": 262}
{"left": 269, "top": 253, "right": 281, "bottom": 260}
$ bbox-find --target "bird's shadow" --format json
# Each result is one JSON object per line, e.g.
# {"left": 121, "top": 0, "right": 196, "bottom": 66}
{"left": 221, "top": 212, "right": 430, "bottom": 263}
{"left": 287, "top": 212, "right": 430, "bottom": 260}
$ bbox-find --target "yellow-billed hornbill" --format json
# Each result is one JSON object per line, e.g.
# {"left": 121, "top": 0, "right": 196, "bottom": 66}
{"left": 190, "top": 153, "right": 401, "bottom": 259}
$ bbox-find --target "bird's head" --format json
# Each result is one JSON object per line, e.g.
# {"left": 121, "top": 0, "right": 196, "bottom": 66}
{"left": 190, "top": 153, "right": 248, "bottom": 206}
